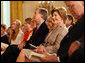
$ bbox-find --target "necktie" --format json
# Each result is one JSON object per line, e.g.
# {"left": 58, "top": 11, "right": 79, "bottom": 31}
{"left": 35, "top": 27, "right": 37, "bottom": 33}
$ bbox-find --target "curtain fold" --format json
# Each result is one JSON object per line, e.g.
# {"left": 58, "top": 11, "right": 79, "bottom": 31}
{"left": 10, "top": 1, "right": 23, "bottom": 25}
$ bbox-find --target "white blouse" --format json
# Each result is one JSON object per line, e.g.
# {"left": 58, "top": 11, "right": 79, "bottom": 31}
{"left": 11, "top": 29, "right": 24, "bottom": 45}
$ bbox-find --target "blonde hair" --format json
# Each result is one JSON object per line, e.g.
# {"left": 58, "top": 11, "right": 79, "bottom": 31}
{"left": 46, "top": 16, "right": 55, "bottom": 31}
{"left": 13, "top": 19, "right": 21, "bottom": 27}
{"left": 11, "top": 19, "right": 21, "bottom": 40}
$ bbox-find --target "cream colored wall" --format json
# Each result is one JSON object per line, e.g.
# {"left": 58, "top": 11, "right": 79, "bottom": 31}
{"left": 23, "top": 1, "right": 67, "bottom": 21}
{"left": 23, "top": 1, "right": 39, "bottom": 21}
{"left": 53, "top": 1, "right": 66, "bottom": 8}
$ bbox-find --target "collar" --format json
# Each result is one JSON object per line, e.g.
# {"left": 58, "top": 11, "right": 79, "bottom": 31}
{"left": 67, "top": 25, "right": 72, "bottom": 29}
{"left": 37, "top": 21, "right": 44, "bottom": 30}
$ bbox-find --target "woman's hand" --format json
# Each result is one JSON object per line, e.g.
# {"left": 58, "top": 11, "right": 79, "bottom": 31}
{"left": 18, "top": 42, "right": 25, "bottom": 50}
{"left": 33, "top": 45, "right": 46, "bottom": 54}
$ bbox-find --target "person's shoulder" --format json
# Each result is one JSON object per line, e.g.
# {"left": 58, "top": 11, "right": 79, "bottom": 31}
{"left": 60, "top": 25, "right": 68, "bottom": 32}
{"left": 41, "top": 21, "right": 47, "bottom": 26}
{"left": 19, "top": 29, "right": 24, "bottom": 34}
{"left": 40, "top": 21, "right": 49, "bottom": 30}
{"left": 2, "top": 34, "right": 8, "bottom": 38}
{"left": 19, "top": 29, "right": 24, "bottom": 36}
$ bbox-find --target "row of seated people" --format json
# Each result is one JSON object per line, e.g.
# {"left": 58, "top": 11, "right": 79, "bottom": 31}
{"left": 1, "top": 1, "right": 84, "bottom": 62}
{"left": 1, "top": 18, "right": 36, "bottom": 54}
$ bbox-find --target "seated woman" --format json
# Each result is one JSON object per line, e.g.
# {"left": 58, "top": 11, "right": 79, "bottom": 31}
{"left": 16, "top": 7, "right": 68, "bottom": 62}
{"left": 1, "top": 24, "right": 9, "bottom": 54}
{"left": 18, "top": 18, "right": 34, "bottom": 50}
{"left": 9, "top": 19, "right": 24, "bottom": 45}
{"left": 6, "top": 27, "right": 13, "bottom": 44}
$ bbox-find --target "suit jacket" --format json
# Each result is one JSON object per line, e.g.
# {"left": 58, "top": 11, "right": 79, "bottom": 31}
{"left": 66, "top": 33, "right": 84, "bottom": 62}
{"left": 44, "top": 24, "right": 68, "bottom": 54}
{"left": 25, "top": 21, "right": 49, "bottom": 48}
{"left": 57, "top": 15, "right": 84, "bottom": 62}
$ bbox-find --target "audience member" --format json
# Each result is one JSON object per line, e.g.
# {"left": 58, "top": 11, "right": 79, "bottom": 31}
{"left": 30, "top": 19, "right": 36, "bottom": 29}
{"left": 1, "top": 24, "right": 9, "bottom": 44}
{"left": 24, "top": 8, "right": 49, "bottom": 48}
{"left": 66, "top": 15, "right": 74, "bottom": 30}
{"left": 57, "top": 1, "right": 84, "bottom": 62}
{"left": 7, "top": 27, "right": 13, "bottom": 43}
{"left": 1, "top": 24, "right": 9, "bottom": 52}
{"left": 10, "top": 19, "right": 24, "bottom": 45}
{"left": 18, "top": 18, "right": 33, "bottom": 50}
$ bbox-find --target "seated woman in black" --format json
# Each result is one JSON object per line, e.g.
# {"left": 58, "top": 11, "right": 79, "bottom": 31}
{"left": 1, "top": 24, "right": 9, "bottom": 52}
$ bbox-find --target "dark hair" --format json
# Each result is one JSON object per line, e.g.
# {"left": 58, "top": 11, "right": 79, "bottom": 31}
{"left": 67, "top": 15, "right": 73, "bottom": 24}
{"left": 25, "top": 18, "right": 32, "bottom": 24}
{"left": 1, "top": 24, "right": 6, "bottom": 30}
{"left": 38, "top": 8, "right": 48, "bottom": 21}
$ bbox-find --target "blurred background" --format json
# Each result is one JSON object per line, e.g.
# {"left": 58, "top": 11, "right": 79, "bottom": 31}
{"left": 1, "top": 1, "right": 76, "bottom": 28}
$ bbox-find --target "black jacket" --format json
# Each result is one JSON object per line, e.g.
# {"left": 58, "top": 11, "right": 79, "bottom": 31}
{"left": 57, "top": 15, "right": 84, "bottom": 62}
{"left": 25, "top": 21, "right": 49, "bottom": 48}
{"left": 1, "top": 34, "right": 9, "bottom": 45}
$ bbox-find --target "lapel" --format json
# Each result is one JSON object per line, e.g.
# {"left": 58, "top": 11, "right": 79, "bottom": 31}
{"left": 31, "top": 21, "right": 46, "bottom": 39}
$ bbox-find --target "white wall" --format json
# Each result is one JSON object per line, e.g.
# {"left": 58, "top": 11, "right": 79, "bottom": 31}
{"left": 1, "top": 1, "right": 10, "bottom": 29}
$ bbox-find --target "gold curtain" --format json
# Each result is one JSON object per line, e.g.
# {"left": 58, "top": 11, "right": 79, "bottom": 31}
{"left": 10, "top": 1, "right": 23, "bottom": 25}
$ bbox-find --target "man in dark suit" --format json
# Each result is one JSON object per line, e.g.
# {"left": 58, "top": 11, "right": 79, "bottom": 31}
{"left": 1, "top": 8, "right": 49, "bottom": 62}
{"left": 21, "top": 8, "right": 49, "bottom": 49}
{"left": 57, "top": 1, "right": 84, "bottom": 62}
{"left": 39, "top": 1, "right": 84, "bottom": 62}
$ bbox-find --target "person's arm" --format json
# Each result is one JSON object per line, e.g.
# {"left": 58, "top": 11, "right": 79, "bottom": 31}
{"left": 1, "top": 42, "right": 9, "bottom": 51}
{"left": 33, "top": 45, "right": 46, "bottom": 54}
{"left": 18, "top": 31, "right": 25, "bottom": 50}
{"left": 68, "top": 41, "right": 80, "bottom": 57}
{"left": 45, "top": 30, "right": 68, "bottom": 53}
{"left": 40, "top": 54, "right": 59, "bottom": 62}
{"left": 1, "top": 47, "right": 6, "bottom": 51}
{"left": 18, "top": 41, "right": 26, "bottom": 50}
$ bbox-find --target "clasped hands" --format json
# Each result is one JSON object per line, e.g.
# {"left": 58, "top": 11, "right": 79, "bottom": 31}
{"left": 33, "top": 45, "right": 59, "bottom": 62}
{"left": 18, "top": 41, "right": 25, "bottom": 50}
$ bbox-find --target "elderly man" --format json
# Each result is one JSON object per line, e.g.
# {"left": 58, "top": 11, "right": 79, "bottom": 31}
{"left": 39, "top": 1, "right": 84, "bottom": 62}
